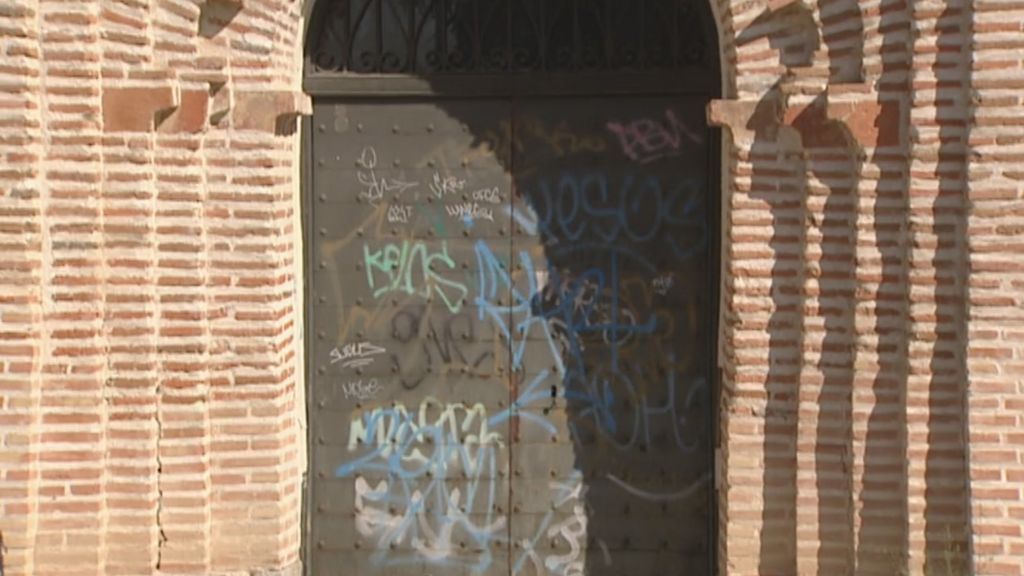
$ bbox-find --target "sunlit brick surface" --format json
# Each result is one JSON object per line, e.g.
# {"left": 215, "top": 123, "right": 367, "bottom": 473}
{"left": 0, "top": 0, "right": 1019, "bottom": 574}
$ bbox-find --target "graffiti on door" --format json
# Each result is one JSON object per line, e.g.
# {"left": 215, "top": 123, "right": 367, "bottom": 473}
{"left": 309, "top": 98, "right": 714, "bottom": 576}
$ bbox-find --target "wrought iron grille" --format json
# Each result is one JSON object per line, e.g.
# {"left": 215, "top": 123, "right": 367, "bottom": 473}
{"left": 307, "top": 0, "right": 713, "bottom": 74}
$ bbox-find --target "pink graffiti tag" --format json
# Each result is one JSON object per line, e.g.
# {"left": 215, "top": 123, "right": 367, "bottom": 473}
{"left": 606, "top": 109, "right": 703, "bottom": 164}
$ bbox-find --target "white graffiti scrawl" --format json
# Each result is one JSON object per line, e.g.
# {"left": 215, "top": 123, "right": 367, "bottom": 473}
{"left": 330, "top": 341, "right": 387, "bottom": 370}
{"left": 336, "top": 377, "right": 558, "bottom": 572}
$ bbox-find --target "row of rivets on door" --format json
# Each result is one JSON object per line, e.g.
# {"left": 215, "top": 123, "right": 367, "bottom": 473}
{"left": 313, "top": 364, "right": 536, "bottom": 378}
{"left": 314, "top": 540, "right": 683, "bottom": 554}
{"left": 315, "top": 398, "right": 507, "bottom": 412}
{"left": 314, "top": 261, "right": 529, "bottom": 275}
{"left": 313, "top": 373, "right": 505, "bottom": 385}
{"left": 348, "top": 258, "right": 510, "bottom": 271}
{"left": 316, "top": 226, "right": 519, "bottom": 238}
{"left": 314, "top": 119, "right": 612, "bottom": 135}
{"left": 316, "top": 503, "right": 517, "bottom": 516}
{"left": 314, "top": 328, "right": 491, "bottom": 341}
{"left": 316, "top": 432, "right": 505, "bottom": 453}
{"left": 505, "top": 501, "right": 680, "bottom": 517}
{"left": 313, "top": 541, "right": 680, "bottom": 552}
{"left": 313, "top": 294, "right": 498, "bottom": 305}
{"left": 311, "top": 466, "right": 686, "bottom": 483}
{"left": 318, "top": 122, "right": 466, "bottom": 134}
{"left": 310, "top": 501, "right": 678, "bottom": 517}
{"left": 315, "top": 392, "right": 507, "bottom": 406}
{"left": 313, "top": 357, "right": 542, "bottom": 376}
{"left": 315, "top": 177, "right": 496, "bottom": 202}
{"left": 309, "top": 477, "right": 685, "bottom": 507}
{"left": 314, "top": 363, "right": 508, "bottom": 378}
{"left": 315, "top": 156, "right": 475, "bottom": 167}
{"left": 315, "top": 539, "right": 488, "bottom": 551}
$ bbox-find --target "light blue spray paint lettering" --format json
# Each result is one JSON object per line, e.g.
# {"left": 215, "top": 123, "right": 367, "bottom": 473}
{"left": 363, "top": 240, "right": 468, "bottom": 313}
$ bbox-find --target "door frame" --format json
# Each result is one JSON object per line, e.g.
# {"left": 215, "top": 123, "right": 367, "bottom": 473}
{"left": 299, "top": 63, "right": 722, "bottom": 576}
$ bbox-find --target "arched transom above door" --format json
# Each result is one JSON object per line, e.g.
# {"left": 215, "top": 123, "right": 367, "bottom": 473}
{"left": 306, "top": 0, "right": 717, "bottom": 75}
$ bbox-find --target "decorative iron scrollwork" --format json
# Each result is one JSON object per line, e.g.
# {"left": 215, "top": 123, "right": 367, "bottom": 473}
{"left": 308, "top": 0, "right": 712, "bottom": 75}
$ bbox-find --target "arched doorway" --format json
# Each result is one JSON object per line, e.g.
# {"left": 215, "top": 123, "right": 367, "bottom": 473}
{"left": 301, "top": 2, "right": 721, "bottom": 574}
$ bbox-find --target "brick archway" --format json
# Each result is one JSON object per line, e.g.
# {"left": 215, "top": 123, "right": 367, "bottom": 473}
{"left": 299, "top": 1, "right": 728, "bottom": 574}
{"left": 0, "top": 0, "right": 997, "bottom": 574}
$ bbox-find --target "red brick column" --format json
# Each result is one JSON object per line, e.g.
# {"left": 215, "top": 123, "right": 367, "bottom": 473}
{"left": 0, "top": 1, "right": 307, "bottom": 574}
{"left": 0, "top": 2, "right": 43, "bottom": 575}
{"left": 967, "top": 1, "right": 1024, "bottom": 575}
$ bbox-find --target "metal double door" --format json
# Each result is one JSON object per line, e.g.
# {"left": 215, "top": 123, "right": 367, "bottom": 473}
{"left": 308, "top": 95, "right": 714, "bottom": 576}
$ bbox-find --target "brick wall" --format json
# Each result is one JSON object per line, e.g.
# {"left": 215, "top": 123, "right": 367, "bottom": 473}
{"left": 0, "top": 1, "right": 306, "bottom": 574}
{"left": 0, "top": 0, "right": 1020, "bottom": 574}
{"left": 710, "top": 0, "right": 992, "bottom": 574}
{"left": 966, "top": 1, "right": 1024, "bottom": 574}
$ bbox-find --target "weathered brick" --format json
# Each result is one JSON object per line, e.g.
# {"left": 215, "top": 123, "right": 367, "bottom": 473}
{"left": 102, "top": 86, "right": 179, "bottom": 132}
{"left": 2, "top": 0, "right": 1022, "bottom": 575}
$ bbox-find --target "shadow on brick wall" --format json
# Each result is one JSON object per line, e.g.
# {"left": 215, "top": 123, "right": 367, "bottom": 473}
{"left": 924, "top": 3, "right": 974, "bottom": 573}
{"left": 738, "top": 0, "right": 975, "bottom": 573}
{"left": 789, "top": 91, "right": 862, "bottom": 574}
{"left": 736, "top": 5, "right": 821, "bottom": 572}
{"left": 856, "top": 2, "right": 912, "bottom": 573}
{"left": 818, "top": 0, "right": 865, "bottom": 83}
{"left": 746, "top": 81, "right": 806, "bottom": 575}
{"left": 198, "top": 0, "right": 243, "bottom": 39}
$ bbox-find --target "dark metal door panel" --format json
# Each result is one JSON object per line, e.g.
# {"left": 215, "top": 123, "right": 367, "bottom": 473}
{"left": 309, "top": 100, "right": 515, "bottom": 576}
{"left": 507, "top": 97, "right": 714, "bottom": 576}
{"left": 309, "top": 95, "right": 714, "bottom": 576}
